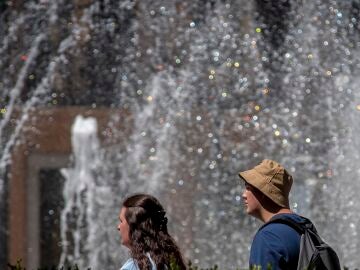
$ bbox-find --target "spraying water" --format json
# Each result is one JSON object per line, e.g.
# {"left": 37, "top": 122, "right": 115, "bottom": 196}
{"left": 1, "top": 0, "right": 360, "bottom": 269}
{"left": 60, "top": 115, "right": 118, "bottom": 269}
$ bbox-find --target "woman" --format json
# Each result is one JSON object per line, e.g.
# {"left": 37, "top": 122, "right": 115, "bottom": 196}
{"left": 117, "top": 193, "right": 186, "bottom": 270}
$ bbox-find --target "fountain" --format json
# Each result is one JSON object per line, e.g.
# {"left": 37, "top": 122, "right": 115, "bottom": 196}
{"left": 1, "top": 0, "right": 360, "bottom": 269}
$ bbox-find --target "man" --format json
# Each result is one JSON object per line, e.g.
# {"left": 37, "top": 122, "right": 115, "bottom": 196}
{"left": 239, "top": 159, "right": 305, "bottom": 270}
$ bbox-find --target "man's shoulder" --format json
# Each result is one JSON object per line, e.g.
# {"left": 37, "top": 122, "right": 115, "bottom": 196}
{"left": 252, "top": 213, "right": 303, "bottom": 255}
{"left": 259, "top": 213, "right": 306, "bottom": 235}
{"left": 251, "top": 214, "right": 304, "bottom": 270}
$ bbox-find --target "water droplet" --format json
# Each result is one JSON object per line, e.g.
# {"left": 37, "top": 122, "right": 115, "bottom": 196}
{"left": 262, "top": 88, "right": 270, "bottom": 95}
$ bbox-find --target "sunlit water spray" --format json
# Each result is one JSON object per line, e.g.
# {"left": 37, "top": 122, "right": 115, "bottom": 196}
{"left": 60, "top": 116, "right": 115, "bottom": 269}
{"left": 1, "top": 0, "right": 360, "bottom": 269}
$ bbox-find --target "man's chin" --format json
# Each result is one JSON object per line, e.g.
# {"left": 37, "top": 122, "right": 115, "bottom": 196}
{"left": 246, "top": 209, "right": 256, "bottom": 216}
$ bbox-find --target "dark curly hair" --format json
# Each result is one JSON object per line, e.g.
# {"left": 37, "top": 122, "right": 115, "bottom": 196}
{"left": 122, "top": 193, "right": 186, "bottom": 270}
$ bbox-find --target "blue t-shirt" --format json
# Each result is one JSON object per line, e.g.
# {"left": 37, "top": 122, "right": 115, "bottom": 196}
{"left": 249, "top": 213, "right": 305, "bottom": 270}
{"left": 120, "top": 253, "right": 156, "bottom": 270}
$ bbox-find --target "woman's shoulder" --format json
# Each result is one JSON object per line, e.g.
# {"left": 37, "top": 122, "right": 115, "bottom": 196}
{"left": 120, "top": 255, "right": 157, "bottom": 270}
{"left": 120, "top": 258, "right": 139, "bottom": 270}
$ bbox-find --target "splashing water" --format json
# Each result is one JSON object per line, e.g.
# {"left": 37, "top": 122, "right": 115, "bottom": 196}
{"left": 60, "top": 116, "right": 118, "bottom": 269}
{"left": 1, "top": 0, "right": 360, "bottom": 269}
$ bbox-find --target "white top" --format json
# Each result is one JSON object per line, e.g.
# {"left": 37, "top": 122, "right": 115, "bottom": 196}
{"left": 120, "top": 253, "right": 156, "bottom": 270}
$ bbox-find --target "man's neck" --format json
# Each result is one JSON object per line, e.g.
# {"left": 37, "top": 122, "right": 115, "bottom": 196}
{"left": 261, "top": 208, "right": 293, "bottom": 223}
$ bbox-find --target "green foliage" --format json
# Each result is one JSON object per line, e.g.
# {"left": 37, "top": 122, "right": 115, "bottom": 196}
{"left": 171, "top": 259, "right": 247, "bottom": 270}
{"left": 186, "top": 260, "right": 220, "bottom": 270}
{"left": 0, "top": 0, "right": 8, "bottom": 11}
{"left": 7, "top": 260, "right": 23, "bottom": 270}
{"left": 7, "top": 258, "right": 358, "bottom": 270}
{"left": 7, "top": 259, "right": 89, "bottom": 270}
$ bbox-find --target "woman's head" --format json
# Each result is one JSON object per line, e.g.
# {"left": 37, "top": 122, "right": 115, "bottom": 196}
{"left": 124, "top": 194, "right": 168, "bottom": 239}
{"left": 118, "top": 194, "right": 168, "bottom": 248}
{"left": 117, "top": 194, "right": 186, "bottom": 270}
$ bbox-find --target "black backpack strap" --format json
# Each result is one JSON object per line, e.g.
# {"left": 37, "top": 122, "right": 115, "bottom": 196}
{"left": 259, "top": 215, "right": 315, "bottom": 235}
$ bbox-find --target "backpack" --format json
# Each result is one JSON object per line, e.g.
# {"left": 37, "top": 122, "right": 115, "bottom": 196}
{"left": 264, "top": 215, "right": 341, "bottom": 270}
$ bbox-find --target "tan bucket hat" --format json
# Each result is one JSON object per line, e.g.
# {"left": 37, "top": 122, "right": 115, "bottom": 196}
{"left": 238, "top": 159, "right": 293, "bottom": 208}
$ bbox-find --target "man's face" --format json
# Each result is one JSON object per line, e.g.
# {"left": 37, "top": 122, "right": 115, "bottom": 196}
{"left": 242, "top": 182, "right": 262, "bottom": 217}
